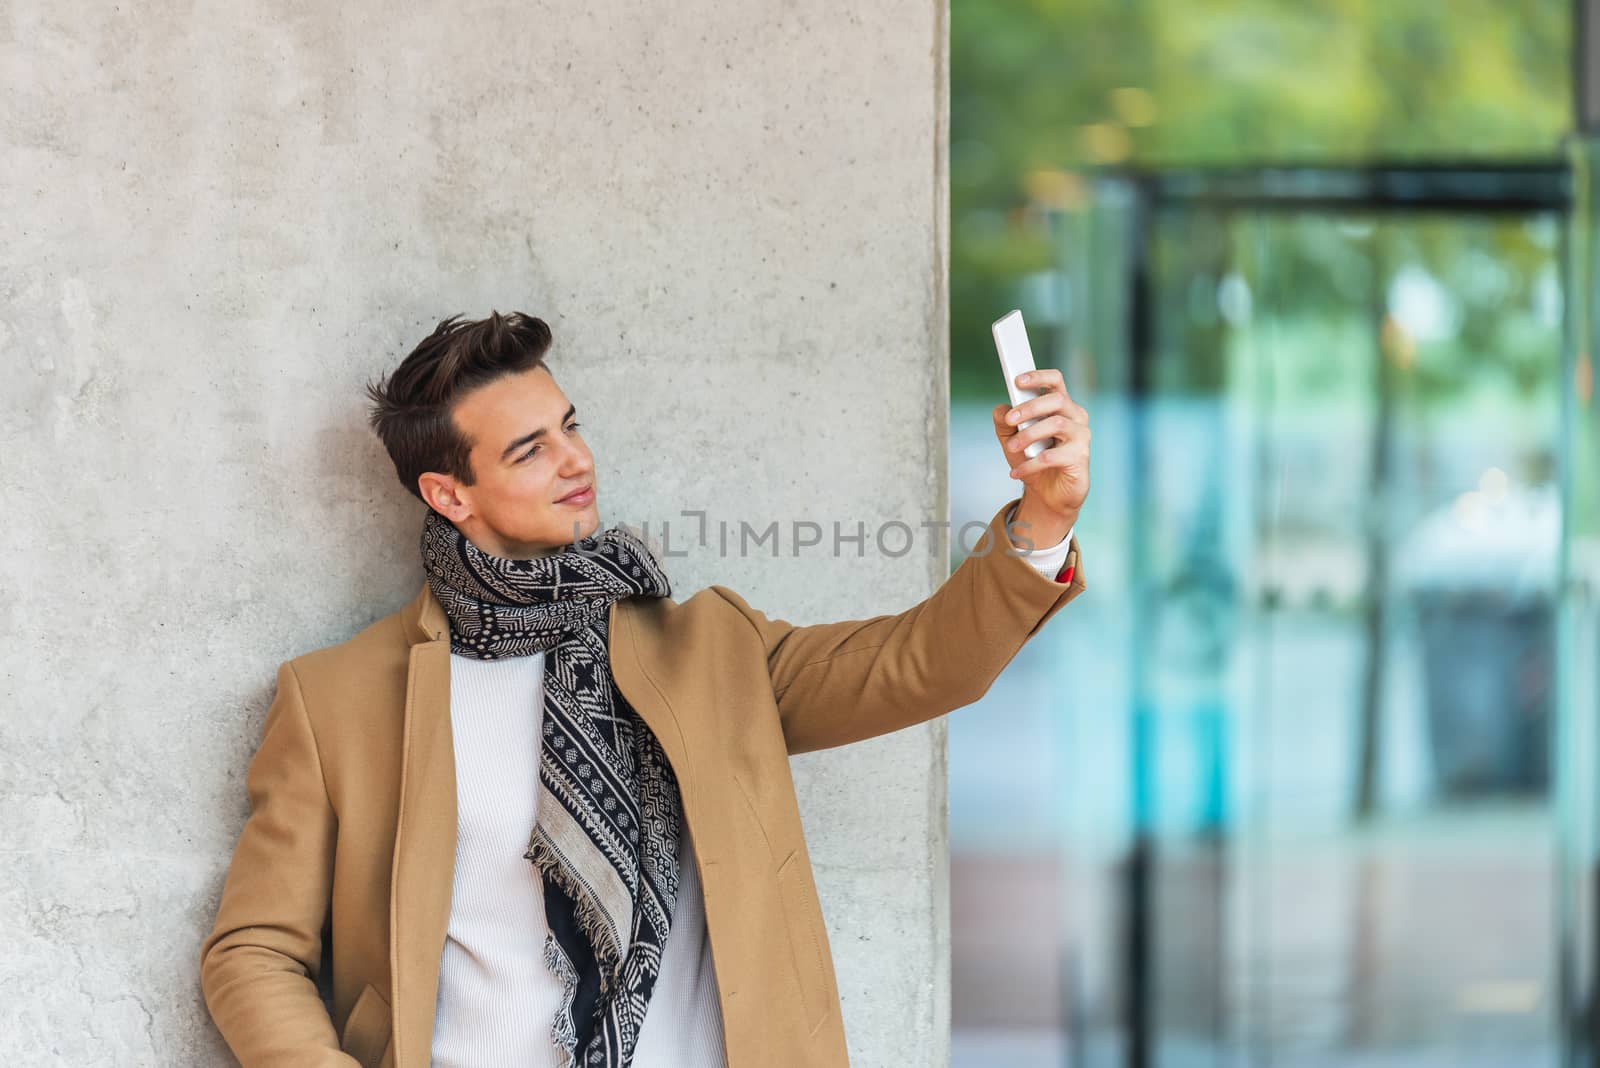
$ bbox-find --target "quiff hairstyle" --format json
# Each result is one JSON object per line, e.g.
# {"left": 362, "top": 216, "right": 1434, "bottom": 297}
{"left": 364, "top": 311, "right": 554, "bottom": 502}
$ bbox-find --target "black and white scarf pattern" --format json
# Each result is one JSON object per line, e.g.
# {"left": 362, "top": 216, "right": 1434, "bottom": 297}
{"left": 420, "top": 507, "right": 679, "bottom": 1068}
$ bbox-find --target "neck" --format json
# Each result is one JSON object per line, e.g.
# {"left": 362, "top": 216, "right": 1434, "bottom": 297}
{"left": 465, "top": 533, "right": 565, "bottom": 560}
{"left": 449, "top": 512, "right": 577, "bottom": 560}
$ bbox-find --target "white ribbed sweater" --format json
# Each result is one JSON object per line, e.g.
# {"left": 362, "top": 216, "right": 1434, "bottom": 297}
{"left": 429, "top": 521, "right": 1072, "bottom": 1066}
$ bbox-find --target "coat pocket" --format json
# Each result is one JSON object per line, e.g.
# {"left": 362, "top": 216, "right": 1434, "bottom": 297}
{"left": 775, "top": 848, "right": 831, "bottom": 1034}
{"left": 340, "top": 982, "right": 393, "bottom": 1068}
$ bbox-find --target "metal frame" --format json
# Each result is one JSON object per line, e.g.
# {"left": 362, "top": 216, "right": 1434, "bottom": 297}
{"left": 1105, "top": 161, "right": 1569, "bottom": 216}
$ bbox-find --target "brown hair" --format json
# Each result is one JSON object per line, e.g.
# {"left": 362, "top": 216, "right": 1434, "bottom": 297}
{"left": 364, "top": 311, "right": 554, "bottom": 502}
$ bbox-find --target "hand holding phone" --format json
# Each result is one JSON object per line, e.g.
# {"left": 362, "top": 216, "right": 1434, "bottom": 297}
{"left": 991, "top": 309, "right": 1055, "bottom": 460}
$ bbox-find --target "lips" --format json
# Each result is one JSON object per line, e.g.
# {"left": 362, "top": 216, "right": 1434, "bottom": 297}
{"left": 556, "top": 484, "right": 594, "bottom": 505}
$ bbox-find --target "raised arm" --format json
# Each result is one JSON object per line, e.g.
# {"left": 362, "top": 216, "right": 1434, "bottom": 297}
{"left": 199, "top": 660, "right": 356, "bottom": 1067}
{"left": 711, "top": 496, "right": 1086, "bottom": 754}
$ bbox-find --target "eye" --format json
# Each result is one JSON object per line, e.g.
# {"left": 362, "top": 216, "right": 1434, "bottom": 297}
{"left": 517, "top": 423, "right": 581, "bottom": 463}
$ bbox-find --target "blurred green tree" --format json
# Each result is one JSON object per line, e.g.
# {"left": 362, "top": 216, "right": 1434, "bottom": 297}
{"left": 951, "top": 0, "right": 1571, "bottom": 402}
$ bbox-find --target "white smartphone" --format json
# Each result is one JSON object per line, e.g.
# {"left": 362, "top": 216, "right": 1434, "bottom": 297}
{"left": 990, "top": 309, "right": 1055, "bottom": 460}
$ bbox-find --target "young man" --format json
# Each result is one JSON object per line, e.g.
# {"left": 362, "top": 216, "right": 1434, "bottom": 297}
{"left": 199, "top": 311, "right": 1090, "bottom": 1068}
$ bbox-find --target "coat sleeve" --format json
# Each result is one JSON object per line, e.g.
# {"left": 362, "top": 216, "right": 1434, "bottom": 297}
{"left": 710, "top": 496, "right": 1087, "bottom": 755}
{"left": 199, "top": 659, "right": 358, "bottom": 1067}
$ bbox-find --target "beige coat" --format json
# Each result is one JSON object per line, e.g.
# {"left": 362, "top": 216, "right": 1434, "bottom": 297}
{"left": 199, "top": 496, "right": 1086, "bottom": 1067}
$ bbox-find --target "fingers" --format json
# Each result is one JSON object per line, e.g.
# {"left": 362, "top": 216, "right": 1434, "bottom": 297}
{"left": 1005, "top": 371, "right": 1089, "bottom": 427}
{"left": 1005, "top": 413, "right": 1089, "bottom": 456}
{"left": 1008, "top": 435, "right": 1090, "bottom": 482}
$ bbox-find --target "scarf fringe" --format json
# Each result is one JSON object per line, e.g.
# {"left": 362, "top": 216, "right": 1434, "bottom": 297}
{"left": 543, "top": 929, "right": 582, "bottom": 1068}
{"left": 524, "top": 834, "right": 626, "bottom": 993}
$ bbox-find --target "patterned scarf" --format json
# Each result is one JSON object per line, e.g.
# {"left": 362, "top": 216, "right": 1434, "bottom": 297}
{"left": 420, "top": 507, "right": 678, "bottom": 1068}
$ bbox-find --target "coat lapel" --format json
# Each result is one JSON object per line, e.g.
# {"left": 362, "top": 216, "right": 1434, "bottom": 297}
{"left": 606, "top": 594, "right": 742, "bottom": 1041}
{"left": 391, "top": 583, "right": 456, "bottom": 1068}
{"left": 606, "top": 597, "right": 692, "bottom": 787}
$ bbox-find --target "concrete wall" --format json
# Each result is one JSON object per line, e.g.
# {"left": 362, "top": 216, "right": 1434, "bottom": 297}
{"left": 1, "top": 2, "right": 949, "bottom": 1064}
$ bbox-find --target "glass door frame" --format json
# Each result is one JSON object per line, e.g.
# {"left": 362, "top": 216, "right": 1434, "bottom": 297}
{"left": 1062, "top": 159, "right": 1578, "bottom": 1068}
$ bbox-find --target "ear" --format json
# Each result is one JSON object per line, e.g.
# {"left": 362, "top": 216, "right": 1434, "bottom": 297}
{"left": 418, "top": 472, "right": 469, "bottom": 521}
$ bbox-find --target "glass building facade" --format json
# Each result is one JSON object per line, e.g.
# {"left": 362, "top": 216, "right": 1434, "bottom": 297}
{"left": 948, "top": 3, "right": 1596, "bottom": 1064}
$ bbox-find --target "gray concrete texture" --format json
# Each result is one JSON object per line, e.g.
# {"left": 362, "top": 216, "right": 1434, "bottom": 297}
{"left": 1, "top": 1, "right": 951, "bottom": 1064}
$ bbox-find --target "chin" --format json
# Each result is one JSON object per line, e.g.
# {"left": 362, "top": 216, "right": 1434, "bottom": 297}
{"left": 547, "top": 510, "right": 600, "bottom": 544}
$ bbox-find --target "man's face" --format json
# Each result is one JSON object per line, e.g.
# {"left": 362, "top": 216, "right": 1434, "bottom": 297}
{"left": 422, "top": 365, "right": 600, "bottom": 558}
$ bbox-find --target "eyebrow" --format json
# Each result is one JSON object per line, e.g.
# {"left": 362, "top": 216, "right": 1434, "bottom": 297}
{"left": 499, "top": 403, "right": 578, "bottom": 462}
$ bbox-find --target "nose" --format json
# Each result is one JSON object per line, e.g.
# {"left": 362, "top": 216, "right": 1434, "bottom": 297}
{"left": 557, "top": 435, "right": 593, "bottom": 476}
